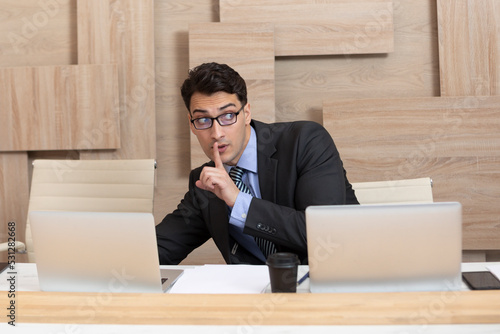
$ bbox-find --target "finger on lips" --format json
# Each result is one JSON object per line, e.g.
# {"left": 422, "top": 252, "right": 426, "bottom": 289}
{"left": 213, "top": 142, "right": 224, "bottom": 169}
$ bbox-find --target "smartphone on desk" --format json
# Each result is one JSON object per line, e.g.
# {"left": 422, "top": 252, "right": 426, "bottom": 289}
{"left": 462, "top": 271, "right": 500, "bottom": 290}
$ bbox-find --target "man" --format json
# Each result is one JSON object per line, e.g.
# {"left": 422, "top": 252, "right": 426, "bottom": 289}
{"left": 156, "top": 62, "right": 358, "bottom": 265}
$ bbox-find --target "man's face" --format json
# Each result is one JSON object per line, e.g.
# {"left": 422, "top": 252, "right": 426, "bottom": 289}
{"left": 189, "top": 91, "right": 251, "bottom": 166}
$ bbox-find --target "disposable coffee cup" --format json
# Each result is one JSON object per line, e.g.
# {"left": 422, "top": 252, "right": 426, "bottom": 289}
{"left": 266, "top": 252, "right": 300, "bottom": 293}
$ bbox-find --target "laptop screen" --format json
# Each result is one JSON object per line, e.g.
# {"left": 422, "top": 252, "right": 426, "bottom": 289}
{"left": 305, "top": 202, "right": 462, "bottom": 293}
{"left": 29, "top": 211, "right": 182, "bottom": 293}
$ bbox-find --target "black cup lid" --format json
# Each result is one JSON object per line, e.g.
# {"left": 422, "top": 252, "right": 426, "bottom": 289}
{"left": 266, "top": 252, "right": 300, "bottom": 267}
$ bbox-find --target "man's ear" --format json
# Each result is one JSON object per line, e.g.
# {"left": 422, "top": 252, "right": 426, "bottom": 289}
{"left": 244, "top": 103, "right": 252, "bottom": 125}
{"left": 188, "top": 112, "right": 196, "bottom": 134}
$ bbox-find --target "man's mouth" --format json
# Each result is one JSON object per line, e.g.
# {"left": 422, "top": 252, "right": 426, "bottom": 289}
{"left": 217, "top": 144, "right": 228, "bottom": 153}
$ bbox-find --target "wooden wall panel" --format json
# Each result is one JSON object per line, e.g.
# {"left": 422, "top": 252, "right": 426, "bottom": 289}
{"left": 188, "top": 22, "right": 276, "bottom": 169}
{"left": 0, "top": 153, "right": 29, "bottom": 262}
{"left": 437, "top": 0, "right": 500, "bottom": 96}
{"left": 154, "top": 0, "right": 224, "bottom": 264}
{"left": 436, "top": 0, "right": 500, "bottom": 257}
{"left": 0, "top": 0, "right": 76, "bottom": 263}
{"left": 0, "top": 0, "right": 77, "bottom": 67}
{"left": 77, "top": 0, "right": 111, "bottom": 64}
{"left": 275, "top": 0, "right": 440, "bottom": 123}
{"left": 78, "top": 0, "right": 156, "bottom": 160}
{"left": 0, "top": 64, "right": 120, "bottom": 151}
{"left": 324, "top": 96, "right": 500, "bottom": 250}
{"left": 220, "top": 0, "right": 394, "bottom": 56}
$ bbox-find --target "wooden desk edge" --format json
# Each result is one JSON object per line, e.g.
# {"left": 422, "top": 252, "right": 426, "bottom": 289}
{"left": 5, "top": 290, "right": 500, "bottom": 326}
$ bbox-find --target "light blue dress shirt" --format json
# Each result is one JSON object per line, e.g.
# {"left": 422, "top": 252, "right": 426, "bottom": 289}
{"left": 224, "top": 126, "right": 261, "bottom": 231}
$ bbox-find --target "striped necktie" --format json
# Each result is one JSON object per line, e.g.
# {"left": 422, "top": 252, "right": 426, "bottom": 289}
{"left": 229, "top": 166, "right": 277, "bottom": 258}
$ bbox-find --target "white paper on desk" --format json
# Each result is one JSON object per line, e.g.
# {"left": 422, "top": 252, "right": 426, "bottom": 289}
{"left": 169, "top": 265, "right": 269, "bottom": 294}
{"left": 0, "top": 263, "right": 40, "bottom": 291}
{"left": 486, "top": 264, "right": 500, "bottom": 281}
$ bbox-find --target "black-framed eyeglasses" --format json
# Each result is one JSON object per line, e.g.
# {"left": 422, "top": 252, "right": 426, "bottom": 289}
{"left": 190, "top": 105, "right": 244, "bottom": 130}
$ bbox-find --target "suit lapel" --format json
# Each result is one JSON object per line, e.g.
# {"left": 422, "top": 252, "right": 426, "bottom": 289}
{"left": 253, "top": 121, "right": 278, "bottom": 202}
{"left": 208, "top": 196, "right": 231, "bottom": 261}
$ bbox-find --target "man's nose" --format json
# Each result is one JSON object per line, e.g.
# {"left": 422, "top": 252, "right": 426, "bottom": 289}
{"left": 210, "top": 121, "right": 224, "bottom": 139}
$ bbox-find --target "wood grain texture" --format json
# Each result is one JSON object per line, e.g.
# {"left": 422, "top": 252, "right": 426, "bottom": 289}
{"left": 188, "top": 22, "right": 276, "bottom": 168}
{"left": 437, "top": 0, "right": 500, "bottom": 96}
{"left": 220, "top": 0, "right": 394, "bottom": 56}
{"left": 275, "top": 0, "right": 440, "bottom": 123}
{"left": 0, "top": 64, "right": 120, "bottom": 151}
{"left": 78, "top": 0, "right": 156, "bottom": 160}
{"left": 0, "top": 0, "right": 77, "bottom": 264}
{"left": 0, "top": 153, "right": 29, "bottom": 262}
{"left": 0, "top": 0, "right": 77, "bottom": 67}
{"left": 77, "top": 0, "right": 111, "bottom": 64}
{"left": 154, "top": 0, "right": 225, "bottom": 264}
{"left": 324, "top": 96, "right": 500, "bottom": 249}
{"left": 434, "top": 0, "right": 500, "bottom": 252}
{"left": 8, "top": 290, "right": 500, "bottom": 325}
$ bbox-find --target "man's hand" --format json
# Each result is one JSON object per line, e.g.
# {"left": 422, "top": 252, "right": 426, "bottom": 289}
{"left": 195, "top": 143, "right": 240, "bottom": 207}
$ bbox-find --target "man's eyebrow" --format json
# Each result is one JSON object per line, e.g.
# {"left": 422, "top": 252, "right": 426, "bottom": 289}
{"left": 192, "top": 103, "right": 237, "bottom": 115}
{"left": 219, "top": 103, "right": 237, "bottom": 111}
{"left": 191, "top": 108, "right": 208, "bottom": 115}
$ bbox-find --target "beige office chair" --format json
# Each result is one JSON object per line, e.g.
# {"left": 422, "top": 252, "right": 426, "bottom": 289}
{"left": 0, "top": 239, "right": 25, "bottom": 253}
{"left": 351, "top": 177, "right": 433, "bottom": 205}
{"left": 2, "top": 159, "right": 156, "bottom": 263}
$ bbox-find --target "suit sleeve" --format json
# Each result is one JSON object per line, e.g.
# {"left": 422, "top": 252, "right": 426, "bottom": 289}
{"left": 155, "top": 169, "right": 212, "bottom": 265}
{"left": 243, "top": 122, "right": 357, "bottom": 261}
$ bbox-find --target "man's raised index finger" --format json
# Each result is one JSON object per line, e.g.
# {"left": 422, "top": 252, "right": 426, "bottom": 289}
{"left": 213, "top": 142, "right": 224, "bottom": 169}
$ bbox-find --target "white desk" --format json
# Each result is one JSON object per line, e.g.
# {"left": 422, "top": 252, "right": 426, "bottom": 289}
{"left": 0, "top": 263, "right": 309, "bottom": 294}
{"left": 2, "top": 262, "right": 497, "bottom": 293}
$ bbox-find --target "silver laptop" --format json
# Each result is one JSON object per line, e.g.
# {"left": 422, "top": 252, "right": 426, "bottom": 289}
{"left": 305, "top": 202, "right": 462, "bottom": 293}
{"left": 29, "top": 211, "right": 183, "bottom": 293}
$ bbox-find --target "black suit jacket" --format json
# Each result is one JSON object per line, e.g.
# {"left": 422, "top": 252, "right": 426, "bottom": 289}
{"left": 156, "top": 120, "right": 358, "bottom": 265}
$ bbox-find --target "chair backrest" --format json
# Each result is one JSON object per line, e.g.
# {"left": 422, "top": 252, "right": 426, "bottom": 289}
{"left": 351, "top": 177, "right": 433, "bottom": 205}
{"left": 25, "top": 159, "right": 156, "bottom": 262}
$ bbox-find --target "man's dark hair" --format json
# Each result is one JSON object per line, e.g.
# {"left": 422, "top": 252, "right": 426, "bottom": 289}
{"left": 180, "top": 62, "right": 248, "bottom": 113}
